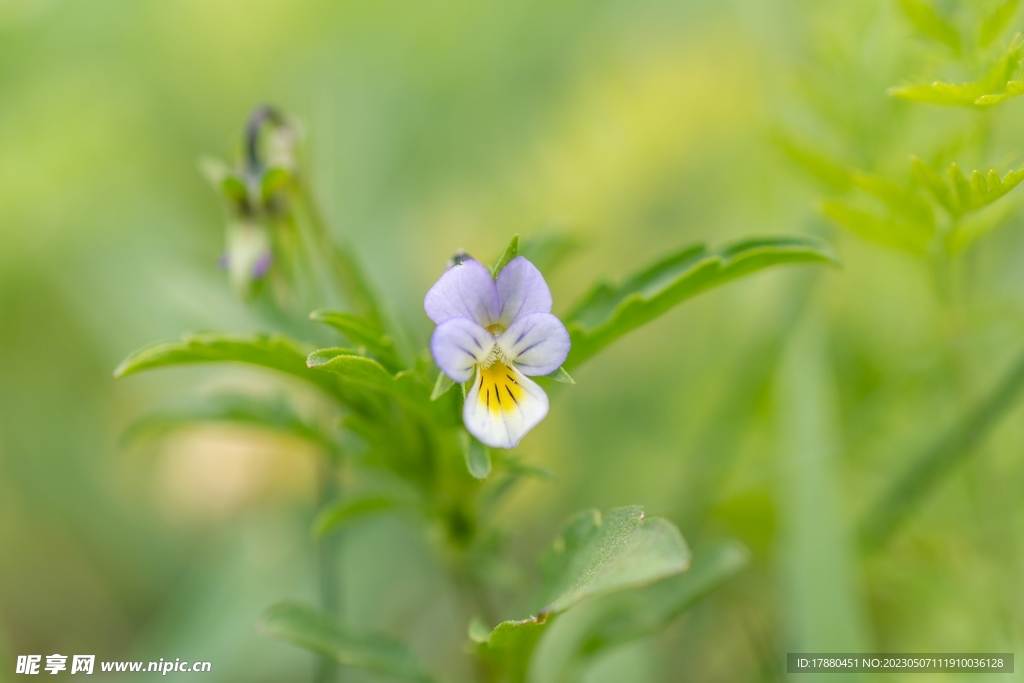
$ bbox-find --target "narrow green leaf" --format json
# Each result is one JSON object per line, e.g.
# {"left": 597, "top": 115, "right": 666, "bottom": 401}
{"left": 822, "top": 201, "right": 932, "bottom": 254}
{"left": 563, "top": 236, "right": 839, "bottom": 368}
{"left": 430, "top": 372, "right": 456, "bottom": 400}
{"left": 462, "top": 433, "right": 492, "bottom": 479}
{"left": 776, "top": 314, "right": 870, "bottom": 654}
{"left": 544, "top": 367, "right": 575, "bottom": 384}
{"left": 310, "top": 310, "right": 402, "bottom": 371}
{"left": 896, "top": 0, "right": 961, "bottom": 52}
{"left": 113, "top": 333, "right": 337, "bottom": 395}
{"left": 122, "top": 393, "right": 334, "bottom": 449}
{"left": 980, "top": 0, "right": 1020, "bottom": 47}
{"left": 258, "top": 602, "right": 432, "bottom": 682}
{"left": 860, "top": 347, "right": 1024, "bottom": 547}
{"left": 307, "top": 349, "right": 453, "bottom": 423}
{"left": 475, "top": 507, "right": 690, "bottom": 682}
{"left": 491, "top": 234, "right": 520, "bottom": 278}
{"left": 314, "top": 496, "right": 400, "bottom": 538}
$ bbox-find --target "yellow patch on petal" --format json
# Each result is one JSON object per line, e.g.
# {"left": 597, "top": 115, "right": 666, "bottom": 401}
{"left": 477, "top": 362, "right": 525, "bottom": 415}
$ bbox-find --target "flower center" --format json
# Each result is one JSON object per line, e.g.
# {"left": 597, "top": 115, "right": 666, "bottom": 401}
{"left": 481, "top": 324, "right": 511, "bottom": 369}
{"left": 477, "top": 362, "right": 525, "bottom": 415}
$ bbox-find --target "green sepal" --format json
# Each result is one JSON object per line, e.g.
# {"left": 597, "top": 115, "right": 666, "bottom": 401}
{"left": 461, "top": 432, "right": 492, "bottom": 480}
{"left": 544, "top": 367, "right": 575, "bottom": 384}
{"left": 491, "top": 234, "right": 519, "bottom": 278}
{"left": 430, "top": 372, "right": 456, "bottom": 400}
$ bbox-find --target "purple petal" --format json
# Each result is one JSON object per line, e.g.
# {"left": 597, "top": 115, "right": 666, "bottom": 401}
{"left": 496, "top": 312, "right": 570, "bottom": 376}
{"left": 463, "top": 364, "right": 549, "bottom": 448}
{"left": 496, "top": 256, "right": 553, "bottom": 328}
{"left": 424, "top": 259, "right": 500, "bottom": 326}
{"left": 430, "top": 317, "right": 495, "bottom": 383}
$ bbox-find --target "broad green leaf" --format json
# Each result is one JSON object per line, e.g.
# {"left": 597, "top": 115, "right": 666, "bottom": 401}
{"left": 475, "top": 506, "right": 690, "bottom": 683}
{"left": 310, "top": 309, "right": 402, "bottom": 371}
{"left": 543, "top": 540, "right": 749, "bottom": 682}
{"left": 544, "top": 367, "right": 575, "bottom": 384}
{"left": 314, "top": 496, "right": 401, "bottom": 538}
{"left": 822, "top": 200, "right": 933, "bottom": 254}
{"left": 462, "top": 433, "right": 492, "bottom": 479}
{"left": 491, "top": 234, "right": 520, "bottom": 277}
{"left": 430, "top": 371, "right": 456, "bottom": 400}
{"left": 888, "top": 37, "right": 1024, "bottom": 106}
{"left": 981, "top": 0, "right": 1020, "bottom": 48}
{"left": 306, "top": 349, "right": 456, "bottom": 424}
{"left": 572, "top": 540, "right": 749, "bottom": 657}
{"left": 563, "top": 236, "right": 839, "bottom": 368}
{"left": 113, "top": 333, "right": 337, "bottom": 395}
{"left": 122, "top": 393, "right": 334, "bottom": 450}
{"left": 477, "top": 617, "right": 550, "bottom": 683}
{"left": 258, "top": 602, "right": 432, "bottom": 682}
{"left": 896, "top": 0, "right": 961, "bottom": 53}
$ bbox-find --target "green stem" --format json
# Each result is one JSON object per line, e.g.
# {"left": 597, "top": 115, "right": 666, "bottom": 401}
{"left": 859, "top": 346, "right": 1024, "bottom": 548}
{"left": 314, "top": 458, "right": 342, "bottom": 683}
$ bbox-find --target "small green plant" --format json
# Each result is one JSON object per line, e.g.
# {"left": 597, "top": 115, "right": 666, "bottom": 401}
{"left": 115, "top": 106, "right": 836, "bottom": 682}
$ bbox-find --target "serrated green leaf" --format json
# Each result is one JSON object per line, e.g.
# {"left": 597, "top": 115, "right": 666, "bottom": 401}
{"left": 258, "top": 602, "right": 432, "bottom": 682}
{"left": 544, "top": 367, "right": 575, "bottom": 384}
{"left": 113, "top": 333, "right": 338, "bottom": 395}
{"left": 563, "top": 236, "right": 839, "bottom": 368}
{"left": 310, "top": 310, "right": 402, "bottom": 371}
{"left": 822, "top": 200, "right": 933, "bottom": 254}
{"left": 462, "top": 433, "right": 492, "bottom": 479}
{"left": 888, "top": 36, "right": 1024, "bottom": 107}
{"left": 981, "top": 0, "right": 1020, "bottom": 48}
{"left": 475, "top": 506, "right": 690, "bottom": 683}
{"left": 896, "top": 0, "right": 961, "bottom": 52}
{"left": 914, "top": 158, "right": 1024, "bottom": 219}
{"left": 430, "top": 371, "right": 456, "bottom": 400}
{"left": 313, "top": 496, "right": 401, "bottom": 538}
{"left": 491, "top": 234, "right": 520, "bottom": 278}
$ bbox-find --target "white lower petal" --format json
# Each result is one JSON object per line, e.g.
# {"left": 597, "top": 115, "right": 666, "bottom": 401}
{"left": 463, "top": 362, "right": 549, "bottom": 449}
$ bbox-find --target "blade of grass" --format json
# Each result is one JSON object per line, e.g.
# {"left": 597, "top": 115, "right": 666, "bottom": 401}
{"left": 860, "top": 347, "right": 1024, "bottom": 548}
{"left": 776, "top": 312, "right": 870, "bottom": 669}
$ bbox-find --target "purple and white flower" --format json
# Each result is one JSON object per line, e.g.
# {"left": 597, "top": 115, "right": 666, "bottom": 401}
{"left": 425, "top": 256, "right": 570, "bottom": 449}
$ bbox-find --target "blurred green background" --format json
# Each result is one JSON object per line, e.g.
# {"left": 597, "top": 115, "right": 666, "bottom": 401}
{"left": 3, "top": 0, "right": 1024, "bottom": 681}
